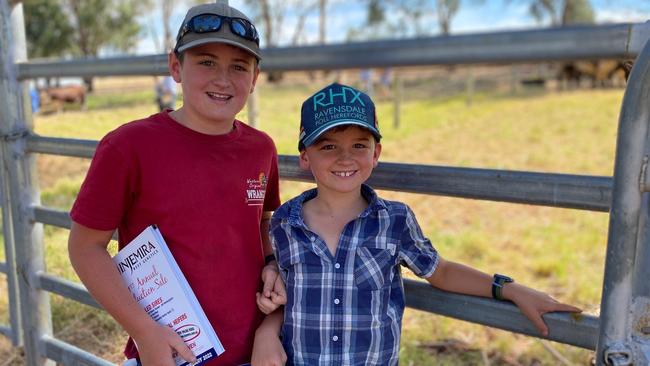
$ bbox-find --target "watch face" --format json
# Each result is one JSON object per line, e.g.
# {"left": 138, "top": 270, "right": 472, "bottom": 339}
{"left": 495, "top": 274, "right": 514, "bottom": 283}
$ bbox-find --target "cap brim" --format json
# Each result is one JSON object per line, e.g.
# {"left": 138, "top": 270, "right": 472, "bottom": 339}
{"left": 301, "top": 120, "right": 382, "bottom": 148}
{"left": 176, "top": 38, "right": 262, "bottom": 60}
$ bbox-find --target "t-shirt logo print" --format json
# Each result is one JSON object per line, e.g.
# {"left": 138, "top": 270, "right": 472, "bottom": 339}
{"left": 245, "top": 172, "right": 267, "bottom": 206}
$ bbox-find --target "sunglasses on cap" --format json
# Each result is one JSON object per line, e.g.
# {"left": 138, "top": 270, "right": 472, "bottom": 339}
{"left": 176, "top": 13, "right": 260, "bottom": 49}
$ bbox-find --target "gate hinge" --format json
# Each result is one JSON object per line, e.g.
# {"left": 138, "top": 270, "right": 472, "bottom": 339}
{"left": 0, "top": 129, "right": 28, "bottom": 142}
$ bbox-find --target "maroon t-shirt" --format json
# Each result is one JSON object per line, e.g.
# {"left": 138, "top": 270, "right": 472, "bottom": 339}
{"left": 70, "top": 111, "right": 281, "bottom": 365}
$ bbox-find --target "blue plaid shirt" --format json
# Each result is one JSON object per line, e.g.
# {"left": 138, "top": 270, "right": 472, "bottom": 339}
{"left": 270, "top": 185, "right": 439, "bottom": 365}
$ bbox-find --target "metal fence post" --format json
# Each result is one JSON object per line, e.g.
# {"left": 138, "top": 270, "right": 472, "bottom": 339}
{"left": 0, "top": 1, "right": 23, "bottom": 348}
{"left": 0, "top": 142, "right": 21, "bottom": 347}
{"left": 0, "top": 1, "right": 53, "bottom": 365}
{"left": 595, "top": 36, "right": 650, "bottom": 366}
{"left": 247, "top": 88, "right": 258, "bottom": 128}
{"left": 392, "top": 72, "right": 402, "bottom": 129}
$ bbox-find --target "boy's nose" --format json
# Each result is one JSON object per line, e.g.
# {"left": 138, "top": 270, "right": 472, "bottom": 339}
{"left": 337, "top": 149, "right": 353, "bottom": 161}
{"left": 211, "top": 68, "right": 229, "bottom": 85}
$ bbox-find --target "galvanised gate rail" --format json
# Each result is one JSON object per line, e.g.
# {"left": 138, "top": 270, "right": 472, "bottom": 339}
{"left": 2, "top": 1, "right": 650, "bottom": 365}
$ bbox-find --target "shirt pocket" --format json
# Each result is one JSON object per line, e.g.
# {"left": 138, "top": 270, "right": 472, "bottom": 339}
{"left": 354, "top": 243, "right": 397, "bottom": 291}
{"left": 277, "top": 245, "right": 323, "bottom": 285}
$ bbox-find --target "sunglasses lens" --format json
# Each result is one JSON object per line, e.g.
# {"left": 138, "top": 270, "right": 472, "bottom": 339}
{"left": 232, "top": 19, "right": 259, "bottom": 44}
{"left": 194, "top": 14, "right": 221, "bottom": 33}
{"left": 231, "top": 20, "right": 247, "bottom": 37}
{"left": 179, "top": 14, "right": 259, "bottom": 49}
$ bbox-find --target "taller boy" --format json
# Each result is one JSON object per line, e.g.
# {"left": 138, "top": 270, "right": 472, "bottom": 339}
{"left": 68, "top": 3, "right": 281, "bottom": 366}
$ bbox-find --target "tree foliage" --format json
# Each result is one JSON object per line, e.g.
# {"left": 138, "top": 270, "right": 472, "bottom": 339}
{"left": 245, "top": 0, "right": 330, "bottom": 47}
{"left": 562, "top": 0, "right": 594, "bottom": 25}
{"left": 23, "top": 0, "right": 74, "bottom": 59}
{"left": 155, "top": 0, "right": 204, "bottom": 53}
{"left": 349, "top": 0, "right": 465, "bottom": 40}
{"left": 526, "top": 0, "right": 594, "bottom": 26}
{"left": 366, "top": 0, "right": 386, "bottom": 26}
{"left": 437, "top": 0, "right": 460, "bottom": 35}
{"left": 63, "top": 0, "right": 148, "bottom": 90}
{"left": 66, "top": 0, "right": 146, "bottom": 57}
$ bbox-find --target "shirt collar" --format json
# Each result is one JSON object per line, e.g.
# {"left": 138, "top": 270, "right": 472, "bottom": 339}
{"left": 282, "top": 184, "right": 387, "bottom": 227}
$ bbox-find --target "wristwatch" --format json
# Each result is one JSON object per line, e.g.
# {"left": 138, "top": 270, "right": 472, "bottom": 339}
{"left": 492, "top": 273, "right": 514, "bottom": 301}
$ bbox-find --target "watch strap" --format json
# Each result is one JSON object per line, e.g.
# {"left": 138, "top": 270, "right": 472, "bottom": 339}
{"left": 492, "top": 273, "right": 514, "bottom": 301}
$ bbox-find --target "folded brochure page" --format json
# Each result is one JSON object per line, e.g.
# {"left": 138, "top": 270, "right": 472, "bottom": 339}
{"left": 113, "top": 225, "right": 225, "bottom": 366}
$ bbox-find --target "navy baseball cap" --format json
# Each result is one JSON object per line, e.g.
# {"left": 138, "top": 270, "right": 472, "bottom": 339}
{"left": 299, "top": 83, "right": 381, "bottom": 150}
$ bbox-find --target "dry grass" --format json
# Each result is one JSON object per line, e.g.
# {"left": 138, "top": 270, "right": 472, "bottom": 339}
{"left": 0, "top": 72, "right": 626, "bottom": 364}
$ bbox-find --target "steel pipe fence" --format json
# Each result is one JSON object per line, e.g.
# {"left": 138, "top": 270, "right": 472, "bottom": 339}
{"left": 404, "top": 279, "right": 600, "bottom": 350}
{"left": 41, "top": 336, "right": 114, "bottom": 366}
{"left": 2, "top": 0, "right": 650, "bottom": 364}
{"left": 26, "top": 135, "right": 613, "bottom": 211}
{"left": 594, "top": 30, "right": 650, "bottom": 365}
{"left": 0, "top": 325, "right": 11, "bottom": 339}
{"left": 35, "top": 272, "right": 101, "bottom": 309}
{"left": 14, "top": 22, "right": 650, "bottom": 78}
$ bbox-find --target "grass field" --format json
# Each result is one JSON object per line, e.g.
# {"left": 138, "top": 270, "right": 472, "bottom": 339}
{"left": 0, "top": 74, "right": 624, "bottom": 365}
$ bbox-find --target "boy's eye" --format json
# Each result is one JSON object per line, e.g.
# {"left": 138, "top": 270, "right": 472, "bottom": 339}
{"left": 320, "top": 144, "right": 335, "bottom": 150}
{"left": 233, "top": 64, "right": 248, "bottom": 72}
{"left": 199, "top": 59, "right": 215, "bottom": 66}
{"left": 354, "top": 143, "right": 368, "bottom": 149}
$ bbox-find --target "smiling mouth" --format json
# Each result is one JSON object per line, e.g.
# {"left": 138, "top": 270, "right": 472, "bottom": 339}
{"left": 206, "top": 91, "right": 232, "bottom": 101}
{"left": 332, "top": 170, "right": 357, "bottom": 177}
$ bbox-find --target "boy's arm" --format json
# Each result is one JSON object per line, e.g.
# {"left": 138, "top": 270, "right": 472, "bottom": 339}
{"left": 426, "top": 257, "right": 493, "bottom": 297}
{"left": 68, "top": 221, "right": 195, "bottom": 365}
{"left": 261, "top": 211, "right": 274, "bottom": 258}
{"left": 257, "top": 211, "right": 287, "bottom": 314}
{"left": 251, "top": 308, "right": 286, "bottom": 366}
{"left": 426, "top": 257, "right": 581, "bottom": 336}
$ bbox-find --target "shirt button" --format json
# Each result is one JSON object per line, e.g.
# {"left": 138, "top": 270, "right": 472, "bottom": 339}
{"left": 334, "top": 263, "right": 341, "bottom": 269}
{"left": 334, "top": 298, "right": 340, "bottom": 305}
{"left": 332, "top": 335, "right": 339, "bottom": 342}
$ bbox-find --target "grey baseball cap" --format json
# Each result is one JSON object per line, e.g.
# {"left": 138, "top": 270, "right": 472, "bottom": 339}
{"left": 174, "top": 3, "right": 261, "bottom": 60}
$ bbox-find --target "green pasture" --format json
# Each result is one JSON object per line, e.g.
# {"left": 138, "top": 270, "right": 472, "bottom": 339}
{"left": 1, "top": 80, "right": 623, "bottom": 365}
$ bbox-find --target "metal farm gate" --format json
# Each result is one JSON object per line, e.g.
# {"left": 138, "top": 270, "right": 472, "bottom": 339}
{"left": 2, "top": 1, "right": 650, "bottom": 365}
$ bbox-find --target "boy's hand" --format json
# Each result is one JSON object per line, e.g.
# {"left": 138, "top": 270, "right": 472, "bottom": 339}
{"left": 503, "top": 283, "right": 582, "bottom": 337}
{"left": 257, "top": 263, "right": 287, "bottom": 314}
{"left": 135, "top": 323, "right": 196, "bottom": 366}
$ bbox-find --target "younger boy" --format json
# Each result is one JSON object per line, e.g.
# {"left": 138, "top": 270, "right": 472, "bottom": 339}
{"left": 68, "top": 3, "right": 283, "bottom": 365}
{"left": 265, "top": 83, "right": 581, "bottom": 365}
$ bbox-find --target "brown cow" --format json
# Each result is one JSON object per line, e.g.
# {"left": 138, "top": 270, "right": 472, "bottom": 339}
{"left": 558, "top": 60, "right": 631, "bottom": 89}
{"left": 40, "top": 85, "right": 86, "bottom": 113}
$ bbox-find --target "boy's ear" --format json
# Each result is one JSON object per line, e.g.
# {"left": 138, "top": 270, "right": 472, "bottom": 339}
{"left": 298, "top": 150, "right": 311, "bottom": 171}
{"left": 373, "top": 142, "right": 382, "bottom": 168}
{"left": 168, "top": 52, "right": 182, "bottom": 83}
{"left": 250, "top": 65, "right": 260, "bottom": 94}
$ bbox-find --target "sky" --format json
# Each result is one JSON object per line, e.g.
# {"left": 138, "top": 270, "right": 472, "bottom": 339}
{"left": 136, "top": 0, "right": 650, "bottom": 55}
